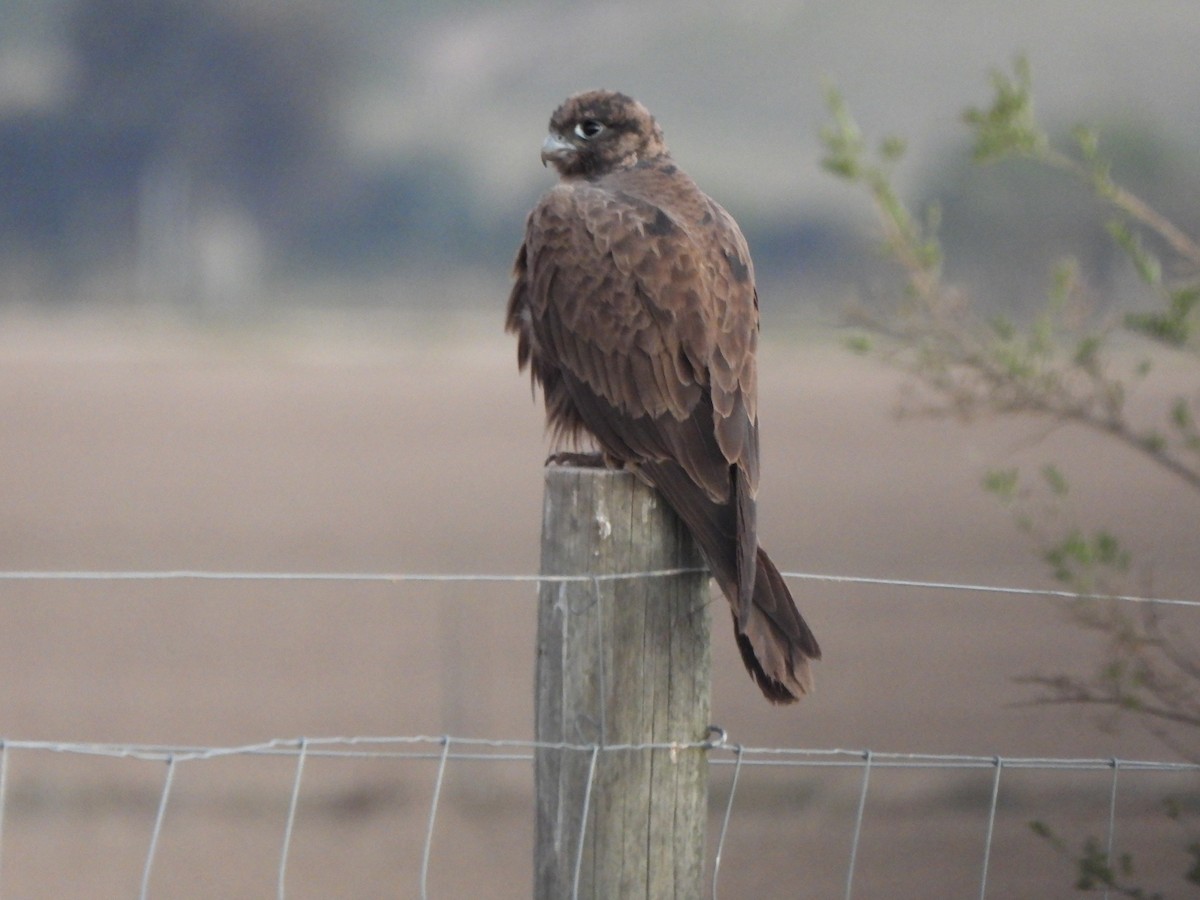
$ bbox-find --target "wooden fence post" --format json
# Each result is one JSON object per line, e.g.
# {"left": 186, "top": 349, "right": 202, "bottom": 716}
{"left": 534, "top": 466, "right": 711, "bottom": 899}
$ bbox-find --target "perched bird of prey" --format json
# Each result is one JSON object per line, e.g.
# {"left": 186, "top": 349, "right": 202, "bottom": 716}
{"left": 506, "top": 90, "right": 820, "bottom": 703}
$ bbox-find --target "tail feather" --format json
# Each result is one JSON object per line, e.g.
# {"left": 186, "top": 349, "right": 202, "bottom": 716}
{"left": 636, "top": 458, "right": 820, "bottom": 704}
{"left": 732, "top": 546, "right": 821, "bottom": 703}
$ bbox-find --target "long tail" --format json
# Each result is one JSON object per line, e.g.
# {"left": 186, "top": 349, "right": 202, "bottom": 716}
{"left": 638, "top": 459, "right": 821, "bottom": 704}
{"left": 731, "top": 546, "right": 821, "bottom": 703}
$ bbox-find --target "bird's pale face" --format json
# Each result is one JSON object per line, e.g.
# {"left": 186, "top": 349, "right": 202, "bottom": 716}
{"left": 540, "top": 90, "right": 668, "bottom": 179}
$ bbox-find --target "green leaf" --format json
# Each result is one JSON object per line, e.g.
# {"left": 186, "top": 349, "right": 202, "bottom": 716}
{"left": 1031, "top": 312, "right": 1054, "bottom": 357}
{"left": 1040, "top": 464, "right": 1069, "bottom": 496}
{"left": 1186, "top": 842, "right": 1200, "bottom": 885}
{"left": 1029, "top": 819, "right": 1052, "bottom": 838}
{"left": 879, "top": 135, "right": 907, "bottom": 162}
{"left": 1141, "top": 430, "right": 1167, "bottom": 453}
{"left": 915, "top": 237, "right": 943, "bottom": 270}
{"left": 1072, "top": 125, "right": 1099, "bottom": 162}
{"left": 1170, "top": 284, "right": 1200, "bottom": 318}
{"left": 1124, "top": 283, "right": 1199, "bottom": 347}
{"left": 1044, "top": 532, "right": 1083, "bottom": 582}
{"left": 984, "top": 467, "right": 1020, "bottom": 501}
{"left": 923, "top": 201, "right": 943, "bottom": 237}
{"left": 1093, "top": 531, "right": 1129, "bottom": 570}
{"left": 964, "top": 55, "right": 1045, "bottom": 163}
{"left": 1107, "top": 219, "right": 1162, "bottom": 287}
{"left": 821, "top": 150, "right": 859, "bottom": 180}
{"left": 1028, "top": 819, "right": 1066, "bottom": 852}
{"left": 990, "top": 315, "right": 1016, "bottom": 340}
{"left": 1171, "top": 397, "right": 1194, "bottom": 432}
{"left": 1048, "top": 258, "right": 1079, "bottom": 306}
{"left": 819, "top": 82, "right": 866, "bottom": 181}
{"left": 1089, "top": 158, "right": 1118, "bottom": 201}
{"left": 1074, "top": 335, "right": 1102, "bottom": 371}
{"left": 1126, "top": 312, "right": 1177, "bottom": 345}
{"left": 1075, "top": 836, "right": 1115, "bottom": 888}
{"left": 844, "top": 334, "right": 872, "bottom": 354}
{"left": 1042, "top": 529, "right": 1128, "bottom": 584}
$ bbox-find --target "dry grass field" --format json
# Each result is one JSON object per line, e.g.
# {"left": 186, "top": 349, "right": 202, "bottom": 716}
{"left": 0, "top": 312, "right": 1195, "bottom": 897}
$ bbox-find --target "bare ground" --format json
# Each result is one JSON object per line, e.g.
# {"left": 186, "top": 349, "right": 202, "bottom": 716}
{"left": 0, "top": 312, "right": 1195, "bottom": 898}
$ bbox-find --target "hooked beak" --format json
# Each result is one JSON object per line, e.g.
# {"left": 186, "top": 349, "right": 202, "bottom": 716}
{"left": 540, "top": 132, "right": 574, "bottom": 167}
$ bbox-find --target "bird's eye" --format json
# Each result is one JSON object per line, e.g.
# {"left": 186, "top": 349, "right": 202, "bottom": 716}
{"left": 574, "top": 119, "right": 605, "bottom": 140}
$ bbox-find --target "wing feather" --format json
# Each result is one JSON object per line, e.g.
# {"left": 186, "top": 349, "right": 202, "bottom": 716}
{"left": 507, "top": 165, "right": 761, "bottom": 604}
{"left": 513, "top": 180, "right": 756, "bottom": 447}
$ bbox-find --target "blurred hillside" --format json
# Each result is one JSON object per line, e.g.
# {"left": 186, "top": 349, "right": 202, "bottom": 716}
{"left": 1, "top": 0, "right": 1198, "bottom": 316}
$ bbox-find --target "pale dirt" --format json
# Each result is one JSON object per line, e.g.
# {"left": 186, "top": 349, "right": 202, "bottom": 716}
{"left": 0, "top": 313, "right": 1195, "bottom": 898}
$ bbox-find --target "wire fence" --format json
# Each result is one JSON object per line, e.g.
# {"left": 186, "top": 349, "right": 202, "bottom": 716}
{"left": 0, "top": 734, "right": 1197, "bottom": 899}
{"left": 1, "top": 568, "right": 1196, "bottom": 898}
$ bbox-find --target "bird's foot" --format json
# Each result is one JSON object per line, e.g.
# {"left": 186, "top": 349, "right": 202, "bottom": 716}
{"left": 545, "top": 451, "right": 612, "bottom": 468}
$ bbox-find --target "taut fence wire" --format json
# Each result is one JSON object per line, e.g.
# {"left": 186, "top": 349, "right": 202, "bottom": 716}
{"left": 1, "top": 567, "right": 1196, "bottom": 608}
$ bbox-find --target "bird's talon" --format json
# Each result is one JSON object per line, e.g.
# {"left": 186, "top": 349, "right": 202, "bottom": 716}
{"left": 545, "top": 451, "right": 608, "bottom": 468}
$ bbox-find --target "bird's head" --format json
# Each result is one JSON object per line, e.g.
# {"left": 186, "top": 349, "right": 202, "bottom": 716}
{"left": 540, "top": 90, "right": 668, "bottom": 179}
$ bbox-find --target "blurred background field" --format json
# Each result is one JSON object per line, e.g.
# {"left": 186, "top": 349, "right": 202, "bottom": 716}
{"left": 0, "top": 1, "right": 1197, "bottom": 896}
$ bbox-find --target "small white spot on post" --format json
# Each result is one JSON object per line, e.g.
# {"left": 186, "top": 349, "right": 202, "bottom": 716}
{"left": 594, "top": 496, "right": 612, "bottom": 541}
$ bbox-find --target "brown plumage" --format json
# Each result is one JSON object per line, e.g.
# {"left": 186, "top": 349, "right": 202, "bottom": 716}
{"left": 506, "top": 90, "right": 820, "bottom": 703}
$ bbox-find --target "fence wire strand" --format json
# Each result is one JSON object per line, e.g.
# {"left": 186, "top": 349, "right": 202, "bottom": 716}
{"left": 420, "top": 736, "right": 452, "bottom": 900}
{"left": 0, "top": 568, "right": 1195, "bottom": 609}
{"left": 710, "top": 740, "right": 743, "bottom": 900}
{"left": 844, "top": 750, "right": 872, "bottom": 900}
{"left": 0, "top": 740, "right": 7, "bottom": 896}
{"left": 140, "top": 754, "right": 176, "bottom": 900}
{"left": 979, "top": 757, "right": 1004, "bottom": 900}
{"left": 1104, "top": 759, "right": 1121, "bottom": 900}
{"left": 572, "top": 744, "right": 601, "bottom": 900}
{"left": 277, "top": 737, "right": 307, "bottom": 900}
{"left": 0, "top": 735, "right": 1195, "bottom": 773}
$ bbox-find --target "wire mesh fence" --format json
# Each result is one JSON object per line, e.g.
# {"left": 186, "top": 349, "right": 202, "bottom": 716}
{"left": 1, "top": 569, "right": 1196, "bottom": 898}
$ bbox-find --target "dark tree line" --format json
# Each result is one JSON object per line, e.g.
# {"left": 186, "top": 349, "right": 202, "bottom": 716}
{"left": 0, "top": 0, "right": 500, "bottom": 300}
{"left": 2, "top": 0, "right": 346, "bottom": 282}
